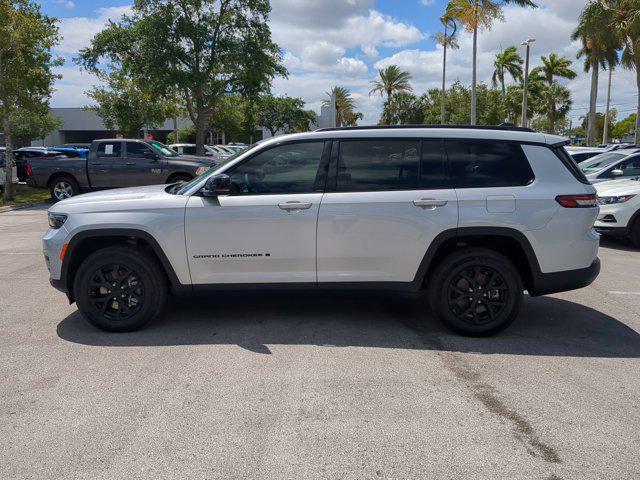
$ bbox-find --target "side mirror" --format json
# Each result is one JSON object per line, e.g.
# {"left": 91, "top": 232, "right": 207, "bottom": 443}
{"left": 611, "top": 169, "right": 624, "bottom": 177}
{"left": 201, "top": 173, "right": 231, "bottom": 197}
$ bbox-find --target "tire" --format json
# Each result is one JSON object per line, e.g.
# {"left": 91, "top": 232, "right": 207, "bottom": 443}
{"left": 631, "top": 218, "right": 640, "bottom": 249}
{"left": 427, "top": 248, "right": 523, "bottom": 336}
{"left": 73, "top": 246, "right": 167, "bottom": 332}
{"left": 50, "top": 176, "right": 80, "bottom": 202}
{"left": 167, "top": 173, "right": 192, "bottom": 184}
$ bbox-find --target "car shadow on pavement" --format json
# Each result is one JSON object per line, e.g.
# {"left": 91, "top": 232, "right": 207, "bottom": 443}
{"left": 599, "top": 236, "right": 639, "bottom": 252}
{"left": 56, "top": 291, "right": 640, "bottom": 358}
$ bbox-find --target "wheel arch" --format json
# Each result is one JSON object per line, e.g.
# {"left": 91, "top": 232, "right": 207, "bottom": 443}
{"left": 414, "top": 227, "right": 541, "bottom": 292}
{"left": 61, "top": 228, "right": 186, "bottom": 301}
{"left": 47, "top": 172, "right": 78, "bottom": 189}
{"left": 165, "top": 172, "right": 193, "bottom": 184}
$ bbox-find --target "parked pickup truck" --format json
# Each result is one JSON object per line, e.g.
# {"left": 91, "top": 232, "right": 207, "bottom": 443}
{"left": 27, "top": 138, "right": 222, "bottom": 201}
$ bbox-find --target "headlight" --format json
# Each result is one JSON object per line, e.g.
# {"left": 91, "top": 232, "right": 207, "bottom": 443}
{"left": 597, "top": 195, "right": 636, "bottom": 205}
{"left": 48, "top": 212, "right": 67, "bottom": 229}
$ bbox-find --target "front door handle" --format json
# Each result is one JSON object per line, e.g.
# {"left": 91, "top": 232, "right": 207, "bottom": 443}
{"left": 413, "top": 198, "right": 448, "bottom": 209}
{"left": 126, "top": 162, "right": 135, "bottom": 166}
{"left": 278, "top": 201, "right": 313, "bottom": 211}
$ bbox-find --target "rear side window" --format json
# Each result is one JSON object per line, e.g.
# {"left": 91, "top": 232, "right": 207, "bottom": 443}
{"left": 96, "top": 142, "right": 122, "bottom": 157}
{"left": 446, "top": 139, "right": 534, "bottom": 188}
{"left": 337, "top": 140, "right": 420, "bottom": 191}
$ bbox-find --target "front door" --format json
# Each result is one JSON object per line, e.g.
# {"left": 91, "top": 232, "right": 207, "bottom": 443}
{"left": 122, "top": 141, "right": 165, "bottom": 186}
{"left": 317, "top": 138, "right": 458, "bottom": 284}
{"left": 185, "top": 141, "right": 328, "bottom": 285}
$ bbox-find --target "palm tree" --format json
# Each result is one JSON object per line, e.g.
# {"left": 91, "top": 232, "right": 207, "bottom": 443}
{"left": 433, "top": 15, "right": 459, "bottom": 124}
{"left": 608, "top": 0, "right": 640, "bottom": 144}
{"left": 537, "top": 82, "right": 572, "bottom": 134}
{"left": 492, "top": 46, "right": 523, "bottom": 94}
{"left": 538, "top": 53, "right": 577, "bottom": 85}
{"left": 369, "top": 65, "right": 413, "bottom": 101}
{"left": 446, "top": 0, "right": 538, "bottom": 125}
{"left": 323, "top": 86, "right": 363, "bottom": 127}
{"left": 572, "top": 1, "right": 619, "bottom": 146}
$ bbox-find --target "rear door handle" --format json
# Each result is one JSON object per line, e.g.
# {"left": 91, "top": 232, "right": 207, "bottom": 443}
{"left": 126, "top": 162, "right": 135, "bottom": 166}
{"left": 413, "top": 198, "right": 448, "bottom": 209}
{"left": 278, "top": 201, "right": 313, "bottom": 211}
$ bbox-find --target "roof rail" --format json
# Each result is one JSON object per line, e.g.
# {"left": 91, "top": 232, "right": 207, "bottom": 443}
{"left": 315, "top": 124, "right": 535, "bottom": 133}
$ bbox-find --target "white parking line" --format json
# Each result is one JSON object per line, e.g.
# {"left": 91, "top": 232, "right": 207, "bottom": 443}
{"left": 609, "top": 291, "right": 640, "bottom": 296}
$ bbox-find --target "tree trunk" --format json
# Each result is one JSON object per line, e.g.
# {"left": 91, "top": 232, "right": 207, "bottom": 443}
{"left": 441, "top": 26, "right": 448, "bottom": 125}
{"left": 603, "top": 67, "right": 613, "bottom": 145}
{"left": 195, "top": 113, "right": 207, "bottom": 156}
{"left": 3, "top": 105, "right": 14, "bottom": 202}
{"left": 587, "top": 61, "right": 599, "bottom": 147}
{"left": 470, "top": 0, "right": 478, "bottom": 125}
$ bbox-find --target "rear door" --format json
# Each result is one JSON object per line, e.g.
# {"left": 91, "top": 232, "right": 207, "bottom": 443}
{"left": 89, "top": 141, "right": 124, "bottom": 187}
{"left": 124, "top": 141, "right": 165, "bottom": 186}
{"left": 317, "top": 138, "right": 458, "bottom": 284}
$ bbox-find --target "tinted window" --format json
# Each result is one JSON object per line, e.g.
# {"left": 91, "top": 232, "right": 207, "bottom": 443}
{"left": 337, "top": 140, "right": 420, "bottom": 192}
{"left": 420, "top": 139, "right": 448, "bottom": 189}
{"left": 228, "top": 142, "right": 324, "bottom": 194}
{"left": 126, "top": 142, "right": 154, "bottom": 158}
{"left": 609, "top": 156, "right": 640, "bottom": 177}
{"left": 183, "top": 146, "right": 197, "bottom": 155}
{"left": 580, "top": 152, "right": 625, "bottom": 173}
{"left": 96, "top": 142, "right": 122, "bottom": 157}
{"left": 447, "top": 140, "right": 534, "bottom": 188}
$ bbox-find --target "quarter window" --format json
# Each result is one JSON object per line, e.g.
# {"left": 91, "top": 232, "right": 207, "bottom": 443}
{"left": 228, "top": 142, "right": 324, "bottom": 194}
{"left": 447, "top": 140, "right": 534, "bottom": 188}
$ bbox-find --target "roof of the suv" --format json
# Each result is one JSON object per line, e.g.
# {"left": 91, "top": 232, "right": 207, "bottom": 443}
{"left": 261, "top": 126, "right": 567, "bottom": 147}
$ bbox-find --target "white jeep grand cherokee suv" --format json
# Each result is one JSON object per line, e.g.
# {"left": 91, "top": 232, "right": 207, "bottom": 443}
{"left": 43, "top": 126, "right": 600, "bottom": 336}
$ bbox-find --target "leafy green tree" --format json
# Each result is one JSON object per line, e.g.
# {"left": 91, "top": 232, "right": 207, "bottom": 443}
{"left": 86, "top": 73, "right": 176, "bottom": 138}
{"left": 9, "top": 108, "right": 61, "bottom": 146}
{"left": 608, "top": 0, "right": 640, "bottom": 144}
{"left": 209, "top": 95, "right": 248, "bottom": 143}
{"left": 433, "top": 15, "right": 459, "bottom": 123}
{"left": 612, "top": 113, "right": 637, "bottom": 138}
{"left": 492, "top": 46, "right": 523, "bottom": 94}
{"left": 78, "top": 0, "right": 286, "bottom": 156}
{"left": 166, "top": 125, "right": 196, "bottom": 144}
{"left": 323, "top": 86, "right": 363, "bottom": 127}
{"left": 369, "top": 65, "right": 413, "bottom": 101}
{"left": 255, "top": 95, "right": 315, "bottom": 136}
{"left": 0, "top": 0, "right": 61, "bottom": 200}
{"left": 537, "top": 53, "right": 577, "bottom": 85}
{"left": 534, "top": 82, "right": 572, "bottom": 133}
{"left": 572, "top": 1, "right": 620, "bottom": 145}
{"left": 381, "top": 92, "right": 426, "bottom": 125}
{"left": 445, "top": 0, "right": 537, "bottom": 125}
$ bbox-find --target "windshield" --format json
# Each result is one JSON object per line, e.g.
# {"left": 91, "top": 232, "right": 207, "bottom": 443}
{"left": 150, "top": 141, "right": 179, "bottom": 157}
{"left": 175, "top": 144, "right": 260, "bottom": 195}
{"left": 579, "top": 152, "right": 626, "bottom": 173}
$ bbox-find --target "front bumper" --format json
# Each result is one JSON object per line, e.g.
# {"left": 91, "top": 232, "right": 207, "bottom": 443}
{"left": 528, "top": 258, "right": 601, "bottom": 296}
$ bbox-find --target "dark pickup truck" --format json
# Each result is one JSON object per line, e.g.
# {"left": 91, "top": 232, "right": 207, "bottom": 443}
{"left": 27, "top": 139, "right": 220, "bottom": 201}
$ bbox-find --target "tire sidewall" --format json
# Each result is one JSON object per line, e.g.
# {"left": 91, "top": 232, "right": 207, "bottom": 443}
{"left": 430, "top": 250, "right": 523, "bottom": 336}
{"left": 74, "top": 247, "right": 165, "bottom": 332}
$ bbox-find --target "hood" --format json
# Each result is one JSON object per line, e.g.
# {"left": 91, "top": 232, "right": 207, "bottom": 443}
{"left": 175, "top": 154, "right": 218, "bottom": 165}
{"left": 48, "top": 184, "right": 177, "bottom": 213}
{"left": 595, "top": 178, "right": 640, "bottom": 196}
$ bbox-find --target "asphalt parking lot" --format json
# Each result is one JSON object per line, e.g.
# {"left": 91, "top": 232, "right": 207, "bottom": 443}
{"left": 1, "top": 206, "right": 639, "bottom": 480}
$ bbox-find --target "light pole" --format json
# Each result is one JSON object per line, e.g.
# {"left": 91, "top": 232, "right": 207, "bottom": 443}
{"left": 521, "top": 38, "right": 536, "bottom": 128}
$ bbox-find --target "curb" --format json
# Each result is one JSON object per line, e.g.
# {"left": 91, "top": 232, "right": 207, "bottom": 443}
{"left": 0, "top": 201, "right": 48, "bottom": 213}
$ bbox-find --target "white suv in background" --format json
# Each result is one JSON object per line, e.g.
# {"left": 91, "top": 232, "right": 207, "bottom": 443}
{"left": 595, "top": 177, "right": 640, "bottom": 247}
{"left": 42, "top": 126, "right": 600, "bottom": 336}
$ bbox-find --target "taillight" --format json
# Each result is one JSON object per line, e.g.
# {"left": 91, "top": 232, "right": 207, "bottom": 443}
{"left": 555, "top": 194, "right": 598, "bottom": 208}
{"left": 27, "top": 163, "right": 33, "bottom": 176}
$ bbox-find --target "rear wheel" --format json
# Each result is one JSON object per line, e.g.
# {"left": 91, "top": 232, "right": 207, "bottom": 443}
{"left": 73, "top": 246, "right": 167, "bottom": 332}
{"left": 167, "top": 173, "right": 192, "bottom": 184}
{"left": 428, "top": 248, "right": 523, "bottom": 336}
{"left": 631, "top": 218, "right": 640, "bottom": 249}
{"left": 50, "top": 176, "right": 80, "bottom": 201}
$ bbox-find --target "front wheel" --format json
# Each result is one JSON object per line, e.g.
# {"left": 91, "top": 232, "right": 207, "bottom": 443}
{"left": 50, "top": 176, "right": 80, "bottom": 201}
{"left": 428, "top": 248, "right": 523, "bottom": 336}
{"left": 73, "top": 246, "right": 167, "bottom": 332}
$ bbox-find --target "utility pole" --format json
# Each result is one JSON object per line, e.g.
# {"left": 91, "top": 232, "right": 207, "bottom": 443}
{"left": 521, "top": 38, "right": 535, "bottom": 128}
{"left": 603, "top": 67, "right": 613, "bottom": 145}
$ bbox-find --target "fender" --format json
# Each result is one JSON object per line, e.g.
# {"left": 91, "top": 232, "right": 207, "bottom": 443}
{"left": 59, "top": 228, "right": 189, "bottom": 296}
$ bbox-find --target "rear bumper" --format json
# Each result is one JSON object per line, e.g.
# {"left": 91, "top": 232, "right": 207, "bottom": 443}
{"left": 528, "top": 258, "right": 600, "bottom": 296}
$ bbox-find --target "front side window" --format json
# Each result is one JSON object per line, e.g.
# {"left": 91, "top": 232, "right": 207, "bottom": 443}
{"left": 96, "top": 142, "right": 122, "bottom": 157}
{"left": 126, "top": 142, "right": 154, "bottom": 158}
{"left": 337, "top": 140, "right": 421, "bottom": 192}
{"left": 447, "top": 139, "right": 534, "bottom": 188}
{"left": 227, "top": 142, "right": 325, "bottom": 195}
{"left": 610, "top": 156, "right": 640, "bottom": 177}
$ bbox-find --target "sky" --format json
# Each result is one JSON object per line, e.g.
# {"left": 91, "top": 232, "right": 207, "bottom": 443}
{"left": 39, "top": 0, "right": 639, "bottom": 127}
